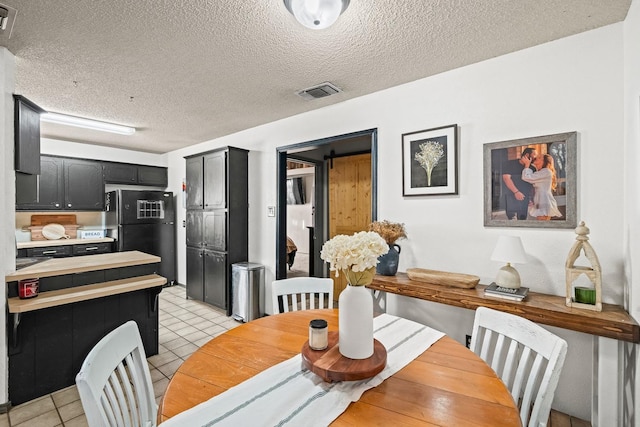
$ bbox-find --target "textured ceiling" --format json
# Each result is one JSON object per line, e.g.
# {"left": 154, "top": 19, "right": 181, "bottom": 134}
{"left": 0, "top": 0, "right": 631, "bottom": 154}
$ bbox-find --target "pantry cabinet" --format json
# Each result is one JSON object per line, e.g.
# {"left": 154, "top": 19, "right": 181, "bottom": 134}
{"left": 185, "top": 147, "right": 248, "bottom": 313}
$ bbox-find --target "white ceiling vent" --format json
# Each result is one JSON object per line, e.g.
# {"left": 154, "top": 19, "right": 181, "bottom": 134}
{"left": 297, "top": 82, "right": 342, "bottom": 100}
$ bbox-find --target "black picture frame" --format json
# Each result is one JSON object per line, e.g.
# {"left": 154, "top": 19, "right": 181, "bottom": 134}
{"left": 483, "top": 131, "right": 577, "bottom": 228}
{"left": 402, "top": 124, "right": 458, "bottom": 196}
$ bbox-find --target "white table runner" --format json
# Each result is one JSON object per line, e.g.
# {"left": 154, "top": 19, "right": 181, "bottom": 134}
{"left": 161, "top": 314, "right": 445, "bottom": 427}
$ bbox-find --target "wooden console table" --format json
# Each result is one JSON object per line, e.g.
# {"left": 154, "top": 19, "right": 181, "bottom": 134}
{"left": 368, "top": 273, "right": 639, "bottom": 343}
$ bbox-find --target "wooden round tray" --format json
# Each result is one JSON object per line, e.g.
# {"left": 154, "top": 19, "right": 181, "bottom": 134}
{"left": 301, "top": 331, "right": 387, "bottom": 382}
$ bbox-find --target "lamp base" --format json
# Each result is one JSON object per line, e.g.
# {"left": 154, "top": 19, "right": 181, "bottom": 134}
{"left": 495, "top": 263, "right": 521, "bottom": 289}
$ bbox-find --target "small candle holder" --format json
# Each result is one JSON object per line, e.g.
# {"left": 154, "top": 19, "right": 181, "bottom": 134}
{"left": 309, "top": 319, "right": 328, "bottom": 350}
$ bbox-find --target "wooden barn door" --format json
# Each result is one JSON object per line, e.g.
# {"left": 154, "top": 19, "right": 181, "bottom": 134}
{"left": 328, "top": 153, "right": 372, "bottom": 299}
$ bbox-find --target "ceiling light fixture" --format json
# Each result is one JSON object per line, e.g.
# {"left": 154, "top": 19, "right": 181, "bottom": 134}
{"left": 283, "top": 0, "right": 350, "bottom": 30}
{"left": 41, "top": 112, "right": 136, "bottom": 135}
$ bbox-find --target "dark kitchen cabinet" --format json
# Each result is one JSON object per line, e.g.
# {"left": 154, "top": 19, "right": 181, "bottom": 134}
{"left": 64, "top": 158, "right": 105, "bottom": 210}
{"left": 103, "top": 162, "right": 137, "bottom": 184}
{"left": 186, "top": 247, "right": 204, "bottom": 301}
{"left": 138, "top": 165, "right": 168, "bottom": 187}
{"left": 103, "top": 162, "right": 168, "bottom": 187}
{"left": 185, "top": 156, "right": 204, "bottom": 209}
{"left": 16, "top": 156, "right": 105, "bottom": 211}
{"left": 14, "top": 95, "right": 45, "bottom": 175}
{"left": 203, "top": 151, "right": 226, "bottom": 210}
{"left": 16, "top": 156, "right": 64, "bottom": 209}
{"left": 185, "top": 147, "right": 248, "bottom": 314}
{"left": 204, "top": 250, "right": 227, "bottom": 308}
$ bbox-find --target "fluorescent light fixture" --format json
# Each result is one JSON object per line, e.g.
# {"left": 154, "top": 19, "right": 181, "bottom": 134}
{"left": 41, "top": 112, "right": 136, "bottom": 135}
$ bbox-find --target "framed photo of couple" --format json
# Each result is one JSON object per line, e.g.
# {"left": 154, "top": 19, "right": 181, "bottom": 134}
{"left": 483, "top": 131, "right": 577, "bottom": 229}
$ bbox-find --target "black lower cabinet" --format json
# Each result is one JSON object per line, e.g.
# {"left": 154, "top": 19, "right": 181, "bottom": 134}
{"left": 186, "top": 247, "right": 204, "bottom": 301}
{"left": 7, "top": 269, "right": 161, "bottom": 405}
{"left": 204, "top": 250, "right": 227, "bottom": 309}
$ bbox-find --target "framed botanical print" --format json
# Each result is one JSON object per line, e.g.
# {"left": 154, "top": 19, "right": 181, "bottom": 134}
{"left": 402, "top": 124, "right": 458, "bottom": 196}
{"left": 483, "top": 131, "right": 577, "bottom": 228}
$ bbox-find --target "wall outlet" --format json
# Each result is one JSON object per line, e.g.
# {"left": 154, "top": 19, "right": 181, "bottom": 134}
{"left": 465, "top": 334, "right": 472, "bottom": 349}
{"left": 267, "top": 206, "right": 276, "bottom": 217}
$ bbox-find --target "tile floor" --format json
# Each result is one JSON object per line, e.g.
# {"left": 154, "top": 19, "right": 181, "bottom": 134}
{"left": 0, "top": 285, "right": 240, "bottom": 427}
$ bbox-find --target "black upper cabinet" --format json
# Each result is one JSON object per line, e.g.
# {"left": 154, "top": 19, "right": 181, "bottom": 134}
{"left": 185, "top": 156, "right": 204, "bottom": 209}
{"left": 16, "top": 156, "right": 104, "bottom": 211}
{"left": 203, "top": 151, "right": 226, "bottom": 210}
{"left": 138, "top": 165, "right": 168, "bottom": 187}
{"left": 64, "top": 158, "right": 105, "bottom": 210}
{"left": 103, "top": 162, "right": 167, "bottom": 187}
{"left": 16, "top": 156, "right": 64, "bottom": 210}
{"left": 103, "top": 162, "right": 137, "bottom": 184}
{"left": 14, "top": 95, "right": 46, "bottom": 175}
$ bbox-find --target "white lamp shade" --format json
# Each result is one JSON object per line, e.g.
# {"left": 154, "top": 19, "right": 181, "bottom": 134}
{"left": 285, "top": 0, "right": 349, "bottom": 29}
{"left": 490, "top": 235, "right": 527, "bottom": 264}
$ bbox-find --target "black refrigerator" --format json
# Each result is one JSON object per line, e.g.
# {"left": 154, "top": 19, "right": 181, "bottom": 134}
{"left": 105, "top": 190, "right": 176, "bottom": 285}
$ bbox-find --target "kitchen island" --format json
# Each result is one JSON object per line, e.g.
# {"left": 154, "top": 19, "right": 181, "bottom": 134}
{"left": 5, "top": 251, "right": 166, "bottom": 406}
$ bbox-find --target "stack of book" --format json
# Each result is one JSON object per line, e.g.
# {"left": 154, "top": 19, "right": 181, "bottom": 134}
{"left": 483, "top": 283, "right": 529, "bottom": 301}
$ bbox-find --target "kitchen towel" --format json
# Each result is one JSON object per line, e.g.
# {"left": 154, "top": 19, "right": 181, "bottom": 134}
{"left": 160, "top": 314, "right": 445, "bottom": 427}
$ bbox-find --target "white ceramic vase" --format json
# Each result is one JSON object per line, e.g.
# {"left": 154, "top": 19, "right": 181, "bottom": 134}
{"left": 338, "top": 284, "right": 374, "bottom": 359}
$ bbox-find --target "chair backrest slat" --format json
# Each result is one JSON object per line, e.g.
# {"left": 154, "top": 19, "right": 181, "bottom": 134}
{"left": 272, "top": 278, "right": 334, "bottom": 314}
{"left": 76, "top": 321, "right": 157, "bottom": 427}
{"left": 470, "top": 307, "right": 567, "bottom": 427}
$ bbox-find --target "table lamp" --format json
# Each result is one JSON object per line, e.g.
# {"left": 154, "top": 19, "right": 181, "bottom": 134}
{"left": 490, "top": 236, "right": 527, "bottom": 289}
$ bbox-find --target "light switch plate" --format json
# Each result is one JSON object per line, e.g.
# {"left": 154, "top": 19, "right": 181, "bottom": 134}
{"left": 267, "top": 206, "right": 275, "bottom": 217}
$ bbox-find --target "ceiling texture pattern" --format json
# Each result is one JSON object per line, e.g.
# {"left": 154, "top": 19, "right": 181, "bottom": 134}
{"left": 0, "top": 0, "right": 631, "bottom": 153}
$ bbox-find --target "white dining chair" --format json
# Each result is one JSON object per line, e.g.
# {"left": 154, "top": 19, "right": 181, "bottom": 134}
{"left": 470, "top": 307, "right": 568, "bottom": 427}
{"left": 271, "top": 277, "right": 334, "bottom": 313}
{"left": 76, "top": 321, "right": 157, "bottom": 427}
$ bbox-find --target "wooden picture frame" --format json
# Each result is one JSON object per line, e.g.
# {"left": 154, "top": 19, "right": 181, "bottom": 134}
{"left": 483, "top": 131, "right": 577, "bottom": 228}
{"left": 402, "top": 124, "right": 458, "bottom": 196}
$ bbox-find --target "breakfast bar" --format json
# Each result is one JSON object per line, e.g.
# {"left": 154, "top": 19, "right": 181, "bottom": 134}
{"left": 5, "top": 251, "right": 166, "bottom": 405}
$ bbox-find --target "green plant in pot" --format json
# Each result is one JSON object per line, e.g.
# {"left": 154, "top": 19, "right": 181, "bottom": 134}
{"left": 369, "top": 220, "right": 407, "bottom": 276}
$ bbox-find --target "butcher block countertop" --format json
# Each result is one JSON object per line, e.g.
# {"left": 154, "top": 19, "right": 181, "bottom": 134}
{"left": 16, "top": 237, "right": 114, "bottom": 249}
{"left": 5, "top": 251, "right": 160, "bottom": 282}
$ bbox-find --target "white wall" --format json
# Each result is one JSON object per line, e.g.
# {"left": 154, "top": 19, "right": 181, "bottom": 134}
{"left": 624, "top": 0, "right": 640, "bottom": 424}
{"left": 164, "top": 24, "right": 628, "bottom": 420}
{"left": 0, "top": 47, "right": 15, "bottom": 406}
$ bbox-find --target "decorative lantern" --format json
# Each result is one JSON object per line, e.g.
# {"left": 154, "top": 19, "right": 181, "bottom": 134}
{"left": 565, "top": 221, "right": 602, "bottom": 311}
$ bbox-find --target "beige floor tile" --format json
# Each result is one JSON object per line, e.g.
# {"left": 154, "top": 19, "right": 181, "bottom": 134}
{"left": 153, "top": 377, "right": 170, "bottom": 399}
{"left": 193, "top": 336, "right": 215, "bottom": 347}
{"left": 147, "top": 350, "right": 179, "bottom": 368}
{"left": 156, "top": 358, "right": 184, "bottom": 379}
{"left": 182, "top": 330, "right": 209, "bottom": 343}
{"left": 172, "top": 325, "right": 199, "bottom": 336}
{"left": 0, "top": 413, "right": 9, "bottom": 427}
{"left": 12, "top": 409, "right": 60, "bottom": 427}
{"left": 9, "top": 396, "right": 56, "bottom": 426}
{"left": 150, "top": 367, "right": 167, "bottom": 382}
{"left": 203, "top": 324, "right": 226, "bottom": 336}
{"left": 58, "top": 400, "right": 85, "bottom": 422}
{"left": 63, "top": 414, "right": 89, "bottom": 427}
{"left": 51, "top": 385, "right": 80, "bottom": 408}
{"left": 172, "top": 342, "right": 199, "bottom": 358}
{"left": 162, "top": 337, "right": 190, "bottom": 351}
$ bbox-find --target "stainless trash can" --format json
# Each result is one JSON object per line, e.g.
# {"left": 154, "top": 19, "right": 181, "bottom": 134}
{"left": 232, "top": 262, "right": 265, "bottom": 322}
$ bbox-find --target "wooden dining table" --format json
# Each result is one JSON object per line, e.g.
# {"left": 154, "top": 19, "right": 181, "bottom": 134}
{"left": 158, "top": 309, "right": 521, "bottom": 426}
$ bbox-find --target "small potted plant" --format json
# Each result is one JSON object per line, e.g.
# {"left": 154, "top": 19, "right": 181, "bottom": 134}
{"left": 369, "top": 220, "right": 407, "bottom": 276}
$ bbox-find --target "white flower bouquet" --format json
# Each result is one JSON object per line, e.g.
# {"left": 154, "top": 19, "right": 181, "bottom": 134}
{"left": 320, "top": 231, "right": 388, "bottom": 285}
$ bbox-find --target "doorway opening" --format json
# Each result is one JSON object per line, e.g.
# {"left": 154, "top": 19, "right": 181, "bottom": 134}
{"left": 276, "top": 129, "right": 378, "bottom": 289}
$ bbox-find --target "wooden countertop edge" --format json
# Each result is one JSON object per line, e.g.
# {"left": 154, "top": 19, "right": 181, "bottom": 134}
{"left": 5, "top": 251, "right": 161, "bottom": 282}
{"left": 17, "top": 238, "right": 115, "bottom": 249}
{"left": 369, "top": 273, "right": 640, "bottom": 343}
{"left": 8, "top": 274, "right": 166, "bottom": 313}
